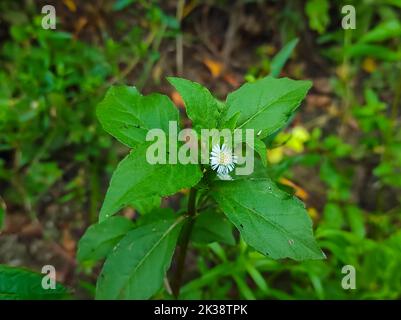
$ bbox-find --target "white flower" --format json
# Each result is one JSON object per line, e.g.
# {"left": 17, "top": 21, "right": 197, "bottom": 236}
{"left": 210, "top": 144, "right": 237, "bottom": 177}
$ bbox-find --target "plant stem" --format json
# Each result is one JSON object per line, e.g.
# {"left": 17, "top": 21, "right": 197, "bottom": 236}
{"left": 171, "top": 187, "right": 197, "bottom": 298}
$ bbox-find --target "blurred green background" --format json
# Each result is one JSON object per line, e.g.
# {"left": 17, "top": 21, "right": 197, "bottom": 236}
{"left": 0, "top": 0, "right": 401, "bottom": 299}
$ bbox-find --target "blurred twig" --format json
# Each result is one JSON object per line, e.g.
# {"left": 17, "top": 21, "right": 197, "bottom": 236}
{"left": 176, "top": 0, "right": 185, "bottom": 76}
{"left": 221, "top": 1, "right": 243, "bottom": 68}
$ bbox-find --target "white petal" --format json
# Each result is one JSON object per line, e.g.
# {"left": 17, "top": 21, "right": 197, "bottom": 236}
{"left": 218, "top": 173, "right": 233, "bottom": 181}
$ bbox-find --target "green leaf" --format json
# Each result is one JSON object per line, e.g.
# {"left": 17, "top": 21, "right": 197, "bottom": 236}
{"left": 253, "top": 138, "right": 267, "bottom": 167}
{"left": 96, "top": 216, "right": 185, "bottom": 299}
{"left": 245, "top": 264, "right": 268, "bottom": 294}
{"left": 212, "top": 178, "right": 325, "bottom": 260}
{"left": 97, "top": 86, "right": 179, "bottom": 147}
{"left": 346, "top": 44, "right": 400, "bottom": 61}
{"left": 192, "top": 210, "right": 235, "bottom": 245}
{"left": 346, "top": 205, "right": 366, "bottom": 239}
{"left": 305, "top": 0, "right": 329, "bottom": 34}
{"left": 77, "top": 216, "right": 135, "bottom": 263}
{"left": 359, "top": 20, "right": 401, "bottom": 44}
{"left": 113, "top": 0, "right": 136, "bottom": 11}
{"left": 225, "top": 76, "right": 312, "bottom": 138}
{"left": 322, "top": 202, "right": 344, "bottom": 229}
{"left": 138, "top": 207, "right": 177, "bottom": 226}
{"left": 133, "top": 196, "right": 161, "bottom": 215}
{"left": 233, "top": 274, "right": 256, "bottom": 300}
{"left": 0, "top": 265, "right": 68, "bottom": 300}
{"left": 167, "top": 77, "right": 220, "bottom": 130}
{"left": 270, "top": 38, "right": 299, "bottom": 78}
{"left": 99, "top": 143, "right": 202, "bottom": 221}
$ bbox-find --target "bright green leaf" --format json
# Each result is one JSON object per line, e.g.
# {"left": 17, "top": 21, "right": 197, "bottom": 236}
{"left": 167, "top": 77, "right": 220, "bottom": 130}
{"left": 99, "top": 143, "right": 202, "bottom": 221}
{"left": 346, "top": 205, "right": 366, "bottom": 239}
{"left": 212, "top": 178, "right": 325, "bottom": 261}
{"left": 270, "top": 38, "right": 299, "bottom": 77}
{"left": 77, "top": 216, "right": 135, "bottom": 263}
{"left": 346, "top": 44, "right": 400, "bottom": 61}
{"left": 322, "top": 202, "right": 344, "bottom": 229}
{"left": 0, "top": 265, "right": 68, "bottom": 300}
{"left": 359, "top": 20, "right": 401, "bottom": 44}
{"left": 245, "top": 264, "right": 268, "bottom": 294}
{"left": 96, "top": 216, "right": 185, "bottom": 299}
{"left": 233, "top": 274, "right": 256, "bottom": 300}
{"left": 97, "top": 86, "right": 179, "bottom": 147}
{"left": 192, "top": 210, "right": 235, "bottom": 245}
{"left": 225, "top": 76, "right": 312, "bottom": 138}
{"left": 253, "top": 138, "right": 267, "bottom": 167}
{"left": 305, "top": 0, "right": 330, "bottom": 34}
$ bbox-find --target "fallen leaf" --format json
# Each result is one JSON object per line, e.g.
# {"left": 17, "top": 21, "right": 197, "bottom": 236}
{"left": 123, "top": 207, "right": 136, "bottom": 220}
{"left": 313, "top": 77, "right": 331, "bottom": 94}
{"left": 183, "top": 0, "right": 198, "bottom": 18}
{"left": 63, "top": 0, "right": 77, "bottom": 12}
{"left": 279, "top": 177, "right": 309, "bottom": 201}
{"left": 362, "top": 58, "right": 377, "bottom": 73}
{"left": 20, "top": 221, "right": 43, "bottom": 237}
{"left": 306, "top": 94, "right": 331, "bottom": 109}
{"left": 171, "top": 91, "right": 185, "bottom": 108}
{"left": 62, "top": 227, "right": 76, "bottom": 253}
{"left": 223, "top": 73, "right": 240, "bottom": 87}
{"left": 203, "top": 58, "right": 223, "bottom": 78}
{"left": 74, "top": 17, "right": 88, "bottom": 36}
{"left": 307, "top": 207, "right": 319, "bottom": 220}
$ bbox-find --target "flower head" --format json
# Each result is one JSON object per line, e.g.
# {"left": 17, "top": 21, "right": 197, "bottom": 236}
{"left": 210, "top": 143, "right": 237, "bottom": 177}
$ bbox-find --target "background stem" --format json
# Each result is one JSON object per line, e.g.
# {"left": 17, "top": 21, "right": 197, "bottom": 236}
{"left": 171, "top": 187, "right": 197, "bottom": 298}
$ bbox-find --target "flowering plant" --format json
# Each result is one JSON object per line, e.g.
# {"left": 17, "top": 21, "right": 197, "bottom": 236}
{"left": 77, "top": 75, "right": 324, "bottom": 300}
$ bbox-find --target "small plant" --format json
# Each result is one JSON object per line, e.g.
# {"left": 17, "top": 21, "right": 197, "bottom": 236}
{"left": 77, "top": 75, "right": 325, "bottom": 300}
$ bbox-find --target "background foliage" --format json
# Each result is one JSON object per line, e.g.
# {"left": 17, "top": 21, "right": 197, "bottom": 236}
{"left": 0, "top": 0, "right": 400, "bottom": 299}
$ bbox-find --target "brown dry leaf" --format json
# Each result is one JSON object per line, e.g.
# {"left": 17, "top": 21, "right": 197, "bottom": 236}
{"left": 306, "top": 94, "right": 331, "bottom": 109}
{"left": 328, "top": 104, "right": 341, "bottom": 117}
{"left": 279, "top": 177, "right": 309, "bottom": 201}
{"left": 74, "top": 17, "right": 88, "bottom": 36}
{"left": 62, "top": 228, "right": 76, "bottom": 253}
{"left": 123, "top": 207, "right": 136, "bottom": 220}
{"left": 183, "top": 0, "right": 199, "bottom": 18}
{"left": 3, "top": 213, "right": 29, "bottom": 234}
{"left": 362, "top": 58, "right": 377, "bottom": 73}
{"left": 307, "top": 207, "right": 319, "bottom": 220}
{"left": 347, "top": 116, "right": 359, "bottom": 130}
{"left": 63, "top": 0, "right": 77, "bottom": 12}
{"left": 20, "top": 220, "right": 43, "bottom": 237}
{"left": 171, "top": 91, "right": 185, "bottom": 108}
{"left": 203, "top": 58, "right": 223, "bottom": 78}
{"left": 223, "top": 73, "right": 240, "bottom": 87}
{"left": 313, "top": 77, "right": 331, "bottom": 94}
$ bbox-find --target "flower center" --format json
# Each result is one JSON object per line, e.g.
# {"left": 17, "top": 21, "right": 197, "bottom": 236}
{"left": 219, "top": 152, "right": 230, "bottom": 165}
